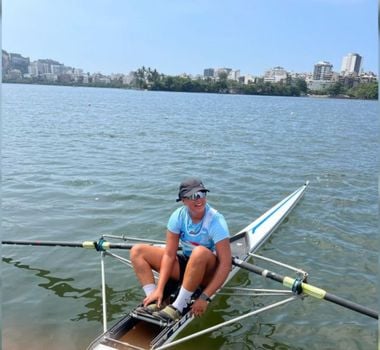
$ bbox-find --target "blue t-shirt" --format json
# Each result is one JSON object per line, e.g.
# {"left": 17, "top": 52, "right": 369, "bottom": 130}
{"left": 167, "top": 204, "right": 230, "bottom": 257}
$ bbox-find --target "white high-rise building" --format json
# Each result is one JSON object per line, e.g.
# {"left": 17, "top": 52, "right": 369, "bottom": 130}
{"left": 264, "top": 66, "right": 288, "bottom": 83}
{"left": 313, "top": 61, "right": 333, "bottom": 80}
{"left": 341, "top": 53, "right": 362, "bottom": 76}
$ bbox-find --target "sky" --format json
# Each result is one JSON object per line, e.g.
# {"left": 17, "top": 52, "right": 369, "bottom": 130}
{"left": 2, "top": 0, "right": 378, "bottom": 76}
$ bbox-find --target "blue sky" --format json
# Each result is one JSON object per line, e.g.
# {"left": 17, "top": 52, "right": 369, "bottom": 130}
{"left": 3, "top": 0, "right": 378, "bottom": 76}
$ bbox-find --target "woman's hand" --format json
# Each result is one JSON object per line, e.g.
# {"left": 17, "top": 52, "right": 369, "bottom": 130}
{"left": 191, "top": 298, "right": 209, "bottom": 317}
{"left": 143, "top": 289, "right": 163, "bottom": 307}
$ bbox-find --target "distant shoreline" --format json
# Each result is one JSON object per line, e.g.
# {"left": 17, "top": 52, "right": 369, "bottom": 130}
{"left": 3, "top": 81, "right": 377, "bottom": 101}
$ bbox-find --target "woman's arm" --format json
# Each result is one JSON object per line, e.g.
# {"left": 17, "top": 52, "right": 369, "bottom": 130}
{"left": 145, "top": 230, "right": 179, "bottom": 307}
{"left": 202, "top": 238, "right": 232, "bottom": 298}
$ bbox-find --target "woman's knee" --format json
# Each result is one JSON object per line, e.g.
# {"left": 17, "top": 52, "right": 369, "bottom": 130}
{"left": 189, "top": 246, "right": 214, "bottom": 262}
{"left": 131, "top": 245, "right": 164, "bottom": 271}
{"left": 130, "top": 243, "right": 147, "bottom": 262}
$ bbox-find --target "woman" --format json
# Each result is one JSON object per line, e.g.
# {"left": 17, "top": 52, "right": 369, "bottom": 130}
{"left": 130, "top": 177, "right": 232, "bottom": 321}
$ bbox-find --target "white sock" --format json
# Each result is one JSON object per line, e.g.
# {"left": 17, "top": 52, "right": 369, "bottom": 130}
{"left": 172, "top": 286, "right": 193, "bottom": 312}
{"left": 142, "top": 283, "right": 156, "bottom": 297}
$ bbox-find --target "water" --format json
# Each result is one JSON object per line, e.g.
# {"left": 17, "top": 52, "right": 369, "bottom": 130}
{"left": 2, "top": 84, "right": 378, "bottom": 350}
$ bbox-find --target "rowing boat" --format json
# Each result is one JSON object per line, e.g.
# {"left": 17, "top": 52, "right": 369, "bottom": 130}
{"left": 87, "top": 182, "right": 309, "bottom": 350}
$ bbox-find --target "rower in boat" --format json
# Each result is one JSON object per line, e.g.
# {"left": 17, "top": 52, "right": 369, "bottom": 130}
{"left": 130, "top": 177, "right": 232, "bottom": 322}
{"left": 85, "top": 182, "right": 312, "bottom": 349}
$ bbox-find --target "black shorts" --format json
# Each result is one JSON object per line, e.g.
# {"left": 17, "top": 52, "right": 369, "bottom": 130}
{"left": 177, "top": 253, "right": 189, "bottom": 283}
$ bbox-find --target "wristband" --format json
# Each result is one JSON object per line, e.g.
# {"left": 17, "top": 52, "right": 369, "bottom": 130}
{"left": 199, "top": 292, "right": 212, "bottom": 303}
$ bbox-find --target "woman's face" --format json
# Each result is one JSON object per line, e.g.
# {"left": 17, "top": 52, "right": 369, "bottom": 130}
{"left": 182, "top": 192, "right": 207, "bottom": 217}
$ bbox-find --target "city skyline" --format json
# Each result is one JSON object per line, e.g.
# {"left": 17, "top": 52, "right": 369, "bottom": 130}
{"left": 3, "top": 48, "right": 374, "bottom": 80}
{"left": 3, "top": 0, "right": 378, "bottom": 76}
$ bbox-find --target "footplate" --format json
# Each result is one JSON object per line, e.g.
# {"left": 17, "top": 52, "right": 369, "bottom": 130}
{"left": 130, "top": 309, "right": 174, "bottom": 327}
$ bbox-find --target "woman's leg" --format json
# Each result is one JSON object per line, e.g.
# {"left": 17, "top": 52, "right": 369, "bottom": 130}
{"left": 130, "top": 244, "right": 181, "bottom": 286}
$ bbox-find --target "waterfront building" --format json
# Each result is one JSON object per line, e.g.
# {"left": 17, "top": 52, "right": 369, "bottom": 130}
{"left": 203, "top": 68, "right": 214, "bottom": 78}
{"left": 9, "top": 53, "right": 30, "bottom": 74}
{"left": 7, "top": 69, "right": 23, "bottom": 80}
{"left": 215, "top": 67, "right": 232, "bottom": 79}
{"left": 264, "top": 66, "right": 288, "bottom": 83}
{"left": 307, "top": 79, "right": 334, "bottom": 91}
{"left": 313, "top": 61, "right": 333, "bottom": 80}
{"left": 51, "top": 64, "right": 65, "bottom": 75}
{"left": 341, "top": 53, "right": 362, "bottom": 76}
{"left": 239, "top": 74, "right": 256, "bottom": 84}
{"left": 358, "top": 71, "right": 377, "bottom": 83}
{"left": 228, "top": 69, "right": 240, "bottom": 81}
{"left": 308, "top": 61, "right": 334, "bottom": 91}
{"left": 2, "top": 50, "right": 10, "bottom": 75}
{"left": 28, "top": 61, "right": 39, "bottom": 76}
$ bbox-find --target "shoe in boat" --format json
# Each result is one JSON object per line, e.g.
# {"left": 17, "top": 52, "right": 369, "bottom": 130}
{"left": 153, "top": 305, "right": 182, "bottom": 322}
{"left": 135, "top": 303, "right": 162, "bottom": 315}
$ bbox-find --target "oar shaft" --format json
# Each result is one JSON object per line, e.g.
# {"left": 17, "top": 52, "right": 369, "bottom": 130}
{"left": 324, "top": 292, "right": 378, "bottom": 319}
{"left": 2, "top": 240, "right": 87, "bottom": 248}
{"left": 233, "top": 258, "right": 378, "bottom": 320}
{"left": 1, "top": 240, "right": 135, "bottom": 250}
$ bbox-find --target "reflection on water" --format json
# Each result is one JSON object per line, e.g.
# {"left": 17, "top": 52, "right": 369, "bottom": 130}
{"left": 2, "top": 256, "right": 140, "bottom": 322}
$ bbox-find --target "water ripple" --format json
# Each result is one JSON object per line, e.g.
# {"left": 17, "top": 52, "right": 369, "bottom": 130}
{"left": 2, "top": 85, "right": 377, "bottom": 350}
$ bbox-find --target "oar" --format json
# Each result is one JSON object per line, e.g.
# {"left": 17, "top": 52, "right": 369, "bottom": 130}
{"left": 232, "top": 257, "right": 378, "bottom": 320}
{"left": 2, "top": 239, "right": 139, "bottom": 250}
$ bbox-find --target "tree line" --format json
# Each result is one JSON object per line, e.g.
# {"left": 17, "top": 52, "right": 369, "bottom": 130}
{"left": 131, "top": 66, "right": 308, "bottom": 97}
{"left": 316, "top": 81, "right": 378, "bottom": 100}
{"left": 131, "top": 66, "right": 378, "bottom": 100}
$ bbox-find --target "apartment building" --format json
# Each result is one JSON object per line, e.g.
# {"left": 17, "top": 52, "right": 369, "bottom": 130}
{"left": 341, "top": 53, "right": 362, "bottom": 76}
